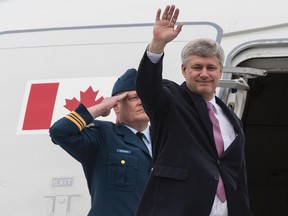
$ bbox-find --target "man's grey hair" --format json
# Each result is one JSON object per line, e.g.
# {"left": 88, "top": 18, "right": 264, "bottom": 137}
{"left": 181, "top": 38, "right": 225, "bottom": 67}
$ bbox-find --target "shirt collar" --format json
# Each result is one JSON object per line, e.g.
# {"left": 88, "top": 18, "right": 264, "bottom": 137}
{"left": 124, "top": 125, "right": 151, "bottom": 143}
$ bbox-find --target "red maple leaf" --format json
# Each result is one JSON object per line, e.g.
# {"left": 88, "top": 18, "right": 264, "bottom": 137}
{"left": 64, "top": 86, "right": 104, "bottom": 111}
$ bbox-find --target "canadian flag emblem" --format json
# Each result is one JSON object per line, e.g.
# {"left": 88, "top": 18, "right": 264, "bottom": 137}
{"left": 17, "top": 77, "right": 117, "bottom": 134}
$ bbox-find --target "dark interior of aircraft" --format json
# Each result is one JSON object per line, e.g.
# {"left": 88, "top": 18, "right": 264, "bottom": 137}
{"left": 240, "top": 57, "right": 288, "bottom": 216}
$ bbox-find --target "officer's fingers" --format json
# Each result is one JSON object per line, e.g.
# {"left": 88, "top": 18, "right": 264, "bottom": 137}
{"left": 116, "top": 92, "right": 128, "bottom": 101}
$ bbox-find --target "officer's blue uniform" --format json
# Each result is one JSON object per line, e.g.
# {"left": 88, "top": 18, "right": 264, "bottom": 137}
{"left": 50, "top": 103, "right": 153, "bottom": 216}
{"left": 49, "top": 68, "right": 153, "bottom": 216}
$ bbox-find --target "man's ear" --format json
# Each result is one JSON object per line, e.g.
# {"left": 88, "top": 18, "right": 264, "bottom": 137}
{"left": 113, "top": 102, "right": 119, "bottom": 114}
{"left": 219, "top": 66, "right": 224, "bottom": 79}
{"left": 181, "top": 64, "right": 187, "bottom": 78}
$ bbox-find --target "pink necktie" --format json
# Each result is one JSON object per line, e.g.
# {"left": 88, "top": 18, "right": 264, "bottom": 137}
{"left": 207, "top": 102, "right": 226, "bottom": 202}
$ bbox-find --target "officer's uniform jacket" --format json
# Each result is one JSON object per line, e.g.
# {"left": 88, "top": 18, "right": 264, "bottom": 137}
{"left": 49, "top": 103, "right": 153, "bottom": 216}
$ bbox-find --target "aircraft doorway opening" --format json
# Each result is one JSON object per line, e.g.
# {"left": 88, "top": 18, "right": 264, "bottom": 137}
{"left": 239, "top": 57, "right": 288, "bottom": 216}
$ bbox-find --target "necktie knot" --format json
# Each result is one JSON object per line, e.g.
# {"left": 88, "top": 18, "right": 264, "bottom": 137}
{"left": 136, "top": 132, "right": 145, "bottom": 143}
{"left": 207, "top": 102, "right": 214, "bottom": 111}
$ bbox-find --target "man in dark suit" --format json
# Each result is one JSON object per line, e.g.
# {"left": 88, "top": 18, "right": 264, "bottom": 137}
{"left": 49, "top": 68, "right": 153, "bottom": 216}
{"left": 135, "top": 5, "right": 252, "bottom": 216}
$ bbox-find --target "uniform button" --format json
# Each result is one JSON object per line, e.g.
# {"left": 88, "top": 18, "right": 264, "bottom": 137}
{"left": 120, "top": 160, "right": 125, "bottom": 165}
{"left": 214, "top": 176, "right": 219, "bottom": 181}
{"left": 151, "top": 167, "right": 154, "bottom": 172}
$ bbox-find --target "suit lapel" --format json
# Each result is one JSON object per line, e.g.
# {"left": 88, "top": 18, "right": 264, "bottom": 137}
{"left": 181, "top": 83, "right": 215, "bottom": 147}
{"left": 215, "top": 97, "right": 243, "bottom": 155}
{"left": 181, "top": 83, "right": 243, "bottom": 158}
{"left": 215, "top": 97, "right": 241, "bottom": 134}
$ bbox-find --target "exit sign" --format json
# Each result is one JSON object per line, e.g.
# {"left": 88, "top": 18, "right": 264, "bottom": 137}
{"left": 52, "top": 177, "right": 73, "bottom": 187}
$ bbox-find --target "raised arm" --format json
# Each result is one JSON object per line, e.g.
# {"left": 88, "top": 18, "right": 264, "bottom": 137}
{"left": 149, "top": 5, "right": 183, "bottom": 54}
{"left": 87, "top": 92, "right": 128, "bottom": 118}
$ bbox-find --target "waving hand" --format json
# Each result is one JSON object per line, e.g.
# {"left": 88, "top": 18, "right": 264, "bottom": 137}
{"left": 149, "top": 5, "right": 183, "bottom": 54}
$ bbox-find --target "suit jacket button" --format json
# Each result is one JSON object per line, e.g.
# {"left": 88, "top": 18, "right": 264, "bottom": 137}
{"left": 214, "top": 176, "right": 219, "bottom": 181}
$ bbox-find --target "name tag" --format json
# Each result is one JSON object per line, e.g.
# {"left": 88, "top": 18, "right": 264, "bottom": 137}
{"left": 116, "top": 149, "right": 131, "bottom": 154}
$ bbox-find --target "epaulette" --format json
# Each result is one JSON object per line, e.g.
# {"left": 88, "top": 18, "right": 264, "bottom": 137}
{"left": 87, "top": 123, "right": 95, "bottom": 128}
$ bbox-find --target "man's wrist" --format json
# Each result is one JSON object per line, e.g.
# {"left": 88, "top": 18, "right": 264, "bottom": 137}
{"left": 146, "top": 43, "right": 163, "bottom": 64}
{"left": 147, "top": 41, "right": 165, "bottom": 54}
{"left": 146, "top": 49, "right": 163, "bottom": 64}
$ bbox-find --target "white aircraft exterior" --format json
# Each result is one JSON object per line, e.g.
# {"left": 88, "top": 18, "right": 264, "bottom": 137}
{"left": 1, "top": 1, "right": 287, "bottom": 215}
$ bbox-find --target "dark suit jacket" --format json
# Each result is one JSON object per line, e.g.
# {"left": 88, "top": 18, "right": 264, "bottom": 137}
{"left": 49, "top": 103, "right": 153, "bottom": 216}
{"left": 135, "top": 52, "right": 252, "bottom": 216}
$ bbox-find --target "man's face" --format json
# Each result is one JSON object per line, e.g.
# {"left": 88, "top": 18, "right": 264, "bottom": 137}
{"left": 114, "top": 91, "right": 149, "bottom": 126}
{"left": 181, "top": 55, "right": 223, "bottom": 100}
